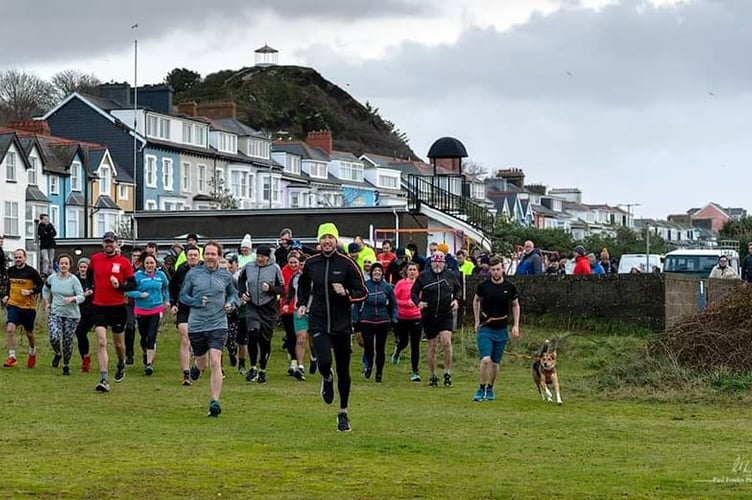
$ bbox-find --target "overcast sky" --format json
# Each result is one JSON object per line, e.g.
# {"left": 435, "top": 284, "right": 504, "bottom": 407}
{"left": 1, "top": 0, "right": 747, "bottom": 218}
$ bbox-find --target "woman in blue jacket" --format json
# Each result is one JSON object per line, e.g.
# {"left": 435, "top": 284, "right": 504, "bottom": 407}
{"left": 353, "top": 263, "right": 398, "bottom": 382}
{"left": 126, "top": 254, "right": 170, "bottom": 375}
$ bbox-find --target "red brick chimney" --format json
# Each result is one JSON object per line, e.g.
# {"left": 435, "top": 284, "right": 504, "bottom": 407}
{"left": 196, "top": 101, "right": 237, "bottom": 120}
{"left": 177, "top": 101, "right": 198, "bottom": 117}
{"left": 8, "top": 119, "right": 50, "bottom": 136}
{"left": 306, "top": 130, "right": 333, "bottom": 154}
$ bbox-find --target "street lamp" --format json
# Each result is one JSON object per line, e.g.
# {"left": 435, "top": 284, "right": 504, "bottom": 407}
{"left": 617, "top": 203, "right": 641, "bottom": 228}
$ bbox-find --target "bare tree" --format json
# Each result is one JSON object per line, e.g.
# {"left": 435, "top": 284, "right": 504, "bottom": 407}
{"left": 462, "top": 159, "right": 489, "bottom": 179}
{"left": 51, "top": 69, "right": 101, "bottom": 102}
{"left": 0, "top": 69, "right": 56, "bottom": 122}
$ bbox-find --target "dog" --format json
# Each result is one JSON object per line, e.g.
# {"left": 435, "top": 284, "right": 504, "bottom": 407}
{"left": 532, "top": 340, "right": 562, "bottom": 405}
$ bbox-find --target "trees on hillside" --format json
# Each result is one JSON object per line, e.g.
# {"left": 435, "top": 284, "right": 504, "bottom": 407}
{"left": 50, "top": 69, "right": 101, "bottom": 102}
{"left": 165, "top": 68, "right": 202, "bottom": 93}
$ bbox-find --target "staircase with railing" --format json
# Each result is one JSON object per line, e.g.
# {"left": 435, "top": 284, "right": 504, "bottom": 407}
{"left": 405, "top": 174, "right": 495, "bottom": 236}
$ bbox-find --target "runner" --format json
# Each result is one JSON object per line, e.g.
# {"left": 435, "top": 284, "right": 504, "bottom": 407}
{"left": 392, "top": 262, "right": 423, "bottom": 381}
{"left": 169, "top": 245, "right": 202, "bottom": 386}
{"left": 2, "top": 249, "right": 44, "bottom": 368}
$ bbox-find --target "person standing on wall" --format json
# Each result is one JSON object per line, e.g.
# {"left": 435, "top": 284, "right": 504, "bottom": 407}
{"left": 296, "top": 223, "right": 367, "bottom": 432}
{"left": 37, "top": 214, "right": 57, "bottom": 276}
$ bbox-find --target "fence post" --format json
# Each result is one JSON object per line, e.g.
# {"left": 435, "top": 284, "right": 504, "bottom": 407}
{"left": 697, "top": 280, "right": 706, "bottom": 312}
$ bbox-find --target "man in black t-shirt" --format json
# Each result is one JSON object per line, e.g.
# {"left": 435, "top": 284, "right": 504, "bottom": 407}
{"left": 472, "top": 255, "right": 520, "bottom": 402}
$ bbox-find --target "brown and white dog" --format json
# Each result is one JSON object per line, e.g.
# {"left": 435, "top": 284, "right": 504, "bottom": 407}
{"left": 532, "top": 340, "right": 562, "bottom": 405}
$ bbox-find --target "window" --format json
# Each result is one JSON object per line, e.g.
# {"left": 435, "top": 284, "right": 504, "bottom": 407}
{"left": 6, "top": 151, "right": 17, "bottom": 182}
{"left": 145, "top": 156, "right": 157, "bottom": 187}
{"left": 146, "top": 115, "right": 170, "bottom": 139}
{"left": 339, "top": 162, "right": 363, "bottom": 182}
{"left": 215, "top": 168, "right": 225, "bottom": 191}
{"left": 162, "top": 158, "right": 174, "bottom": 191}
{"left": 230, "top": 171, "right": 248, "bottom": 198}
{"left": 218, "top": 133, "right": 237, "bottom": 153}
{"left": 182, "top": 162, "right": 191, "bottom": 192}
{"left": 71, "top": 161, "right": 81, "bottom": 191}
{"left": 26, "top": 204, "right": 45, "bottom": 238}
{"left": 183, "top": 123, "right": 193, "bottom": 143}
{"left": 49, "top": 206, "right": 59, "bottom": 232}
{"left": 197, "top": 164, "right": 206, "bottom": 193}
{"left": 378, "top": 175, "right": 398, "bottom": 189}
{"left": 262, "top": 176, "right": 280, "bottom": 203}
{"left": 66, "top": 208, "right": 80, "bottom": 237}
{"left": 309, "top": 162, "right": 326, "bottom": 179}
{"left": 98, "top": 166, "right": 112, "bottom": 195}
{"left": 248, "top": 139, "right": 270, "bottom": 159}
{"left": 28, "top": 157, "right": 38, "bottom": 185}
{"left": 290, "top": 192, "right": 300, "bottom": 208}
{"left": 96, "top": 213, "right": 106, "bottom": 236}
{"left": 248, "top": 173, "right": 256, "bottom": 200}
{"left": 285, "top": 155, "right": 301, "bottom": 175}
{"left": 195, "top": 125, "right": 208, "bottom": 147}
{"left": 4, "top": 202, "right": 19, "bottom": 236}
{"left": 145, "top": 200, "right": 158, "bottom": 210}
{"left": 49, "top": 176, "right": 59, "bottom": 195}
{"left": 118, "top": 184, "right": 128, "bottom": 200}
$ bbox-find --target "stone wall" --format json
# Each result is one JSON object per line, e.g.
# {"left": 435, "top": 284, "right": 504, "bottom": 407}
{"left": 464, "top": 273, "right": 707, "bottom": 333}
{"left": 706, "top": 278, "right": 746, "bottom": 305}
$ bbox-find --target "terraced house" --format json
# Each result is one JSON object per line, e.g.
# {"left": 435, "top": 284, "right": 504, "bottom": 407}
{"left": 0, "top": 122, "right": 133, "bottom": 264}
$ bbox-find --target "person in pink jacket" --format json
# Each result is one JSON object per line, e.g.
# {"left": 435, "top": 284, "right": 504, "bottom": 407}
{"left": 392, "top": 262, "right": 423, "bottom": 382}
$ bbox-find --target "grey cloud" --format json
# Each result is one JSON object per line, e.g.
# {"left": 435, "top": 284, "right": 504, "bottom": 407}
{"left": 0, "top": 0, "right": 426, "bottom": 67}
{"left": 321, "top": 0, "right": 752, "bottom": 107}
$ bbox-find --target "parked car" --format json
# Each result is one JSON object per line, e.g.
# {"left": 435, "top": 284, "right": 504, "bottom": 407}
{"left": 618, "top": 254, "right": 664, "bottom": 274}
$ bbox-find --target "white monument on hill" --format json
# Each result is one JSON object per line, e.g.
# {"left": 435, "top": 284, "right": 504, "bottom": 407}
{"left": 254, "top": 44, "right": 279, "bottom": 67}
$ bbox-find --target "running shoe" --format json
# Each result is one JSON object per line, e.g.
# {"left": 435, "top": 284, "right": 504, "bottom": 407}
{"left": 125, "top": 355, "right": 134, "bottom": 366}
{"left": 257, "top": 370, "right": 267, "bottom": 384}
{"left": 245, "top": 367, "right": 258, "bottom": 383}
{"left": 190, "top": 364, "right": 201, "bottom": 381}
{"left": 473, "top": 387, "right": 486, "bottom": 402}
{"left": 321, "top": 375, "right": 334, "bottom": 405}
{"left": 428, "top": 375, "right": 439, "bottom": 387}
{"left": 363, "top": 367, "right": 372, "bottom": 379}
{"left": 485, "top": 387, "right": 496, "bottom": 401}
{"left": 114, "top": 363, "right": 125, "bottom": 383}
{"left": 144, "top": 364, "right": 154, "bottom": 376}
{"left": 95, "top": 379, "right": 110, "bottom": 392}
{"left": 52, "top": 354, "right": 62, "bottom": 368}
{"left": 309, "top": 357, "right": 318, "bottom": 375}
{"left": 294, "top": 367, "right": 306, "bottom": 381}
{"left": 207, "top": 399, "right": 222, "bottom": 417}
{"left": 3, "top": 357, "right": 18, "bottom": 368}
{"left": 182, "top": 374, "right": 192, "bottom": 386}
{"left": 410, "top": 372, "right": 421, "bottom": 382}
{"left": 375, "top": 374, "right": 383, "bottom": 383}
{"left": 62, "top": 366, "right": 71, "bottom": 376}
{"left": 391, "top": 348, "right": 400, "bottom": 365}
{"left": 443, "top": 372, "right": 452, "bottom": 387}
{"left": 27, "top": 354, "right": 36, "bottom": 369}
{"left": 337, "top": 412, "right": 351, "bottom": 432}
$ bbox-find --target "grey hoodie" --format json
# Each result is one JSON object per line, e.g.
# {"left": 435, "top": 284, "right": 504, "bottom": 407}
{"left": 238, "top": 260, "right": 284, "bottom": 307}
{"left": 179, "top": 264, "right": 240, "bottom": 332}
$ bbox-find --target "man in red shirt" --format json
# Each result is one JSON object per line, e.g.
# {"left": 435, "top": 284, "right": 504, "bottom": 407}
{"left": 376, "top": 239, "right": 396, "bottom": 269}
{"left": 87, "top": 232, "right": 136, "bottom": 392}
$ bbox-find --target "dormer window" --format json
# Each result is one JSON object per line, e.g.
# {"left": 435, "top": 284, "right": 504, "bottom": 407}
{"left": 28, "top": 156, "right": 38, "bottom": 185}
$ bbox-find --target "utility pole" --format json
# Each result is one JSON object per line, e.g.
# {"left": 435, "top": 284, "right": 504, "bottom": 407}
{"left": 131, "top": 23, "right": 139, "bottom": 245}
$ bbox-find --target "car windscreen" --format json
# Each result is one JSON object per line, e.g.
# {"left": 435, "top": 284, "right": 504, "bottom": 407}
{"left": 663, "top": 255, "right": 718, "bottom": 273}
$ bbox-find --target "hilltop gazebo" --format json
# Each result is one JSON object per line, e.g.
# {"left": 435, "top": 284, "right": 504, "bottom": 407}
{"left": 254, "top": 44, "right": 279, "bottom": 67}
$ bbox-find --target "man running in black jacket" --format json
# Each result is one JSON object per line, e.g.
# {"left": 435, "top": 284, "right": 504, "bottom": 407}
{"left": 296, "top": 222, "right": 367, "bottom": 432}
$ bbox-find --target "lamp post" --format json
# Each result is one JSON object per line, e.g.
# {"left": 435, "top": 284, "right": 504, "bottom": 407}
{"left": 131, "top": 23, "right": 139, "bottom": 245}
{"left": 617, "top": 203, "right": 641, "bottom": 228}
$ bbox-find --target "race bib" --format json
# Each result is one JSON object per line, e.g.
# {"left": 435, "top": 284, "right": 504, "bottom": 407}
{"left": 112, "top": 263, "right": 121, "bottom": 274}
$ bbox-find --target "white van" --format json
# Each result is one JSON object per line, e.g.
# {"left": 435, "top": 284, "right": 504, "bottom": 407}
{"left": 663, "top": 248, "right": 740, "bottom": 278}
{"left": 618, "top": 254, "right": 664, "bottom": 274}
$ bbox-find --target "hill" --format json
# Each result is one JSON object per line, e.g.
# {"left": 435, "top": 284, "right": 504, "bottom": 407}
{"left": 175, "top": 65, "right": 417, "bottom": 159}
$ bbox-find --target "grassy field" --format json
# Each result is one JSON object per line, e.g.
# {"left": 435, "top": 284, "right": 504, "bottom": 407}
{"left": 1, "top": 319, "right": 752, "bottom": 499}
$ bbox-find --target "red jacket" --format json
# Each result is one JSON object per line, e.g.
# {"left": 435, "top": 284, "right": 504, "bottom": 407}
{"left": 279, "top": 263, "right": 297, "bottom": 314}
{"left": 573, "top": 255, "right": 592, "bottom": 275}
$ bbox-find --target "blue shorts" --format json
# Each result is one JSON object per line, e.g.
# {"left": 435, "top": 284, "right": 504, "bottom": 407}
{"left": 6, "top": 305, "right": 36, "bottom": 332}
{"left": 477, "top": 325, "right": 509, "bottom": 364}
{"left": 293, "top": 314, "right": 309, "bottom": 333}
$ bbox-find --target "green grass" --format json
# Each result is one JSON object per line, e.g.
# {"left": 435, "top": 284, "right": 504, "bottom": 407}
{"left": 2, "top": 319, "right": 752, "bottom": 498}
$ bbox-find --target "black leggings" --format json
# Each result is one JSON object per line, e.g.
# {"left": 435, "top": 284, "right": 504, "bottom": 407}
{"left": 75, "top": 309, "right": 96, "bottom": 357}
{"left": 361, "top": 323, "right": 390, "bottom": 376}
{"left": 136, "top": 313, "right": 160, "bottom": 351}
{"left": 248, "top": 325, "right": 273, "bottom": 370}
{"left": 396, "top": 319, "right": 423, "bottom": 373}
{"left": 313, "top": 332, "right": 351, "bottom": 410}
{"left": 281, "top": 314, "right": 296, "bottom": 359}
{"left": 125, "top": 305, "right": 136, "bottom": 358}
